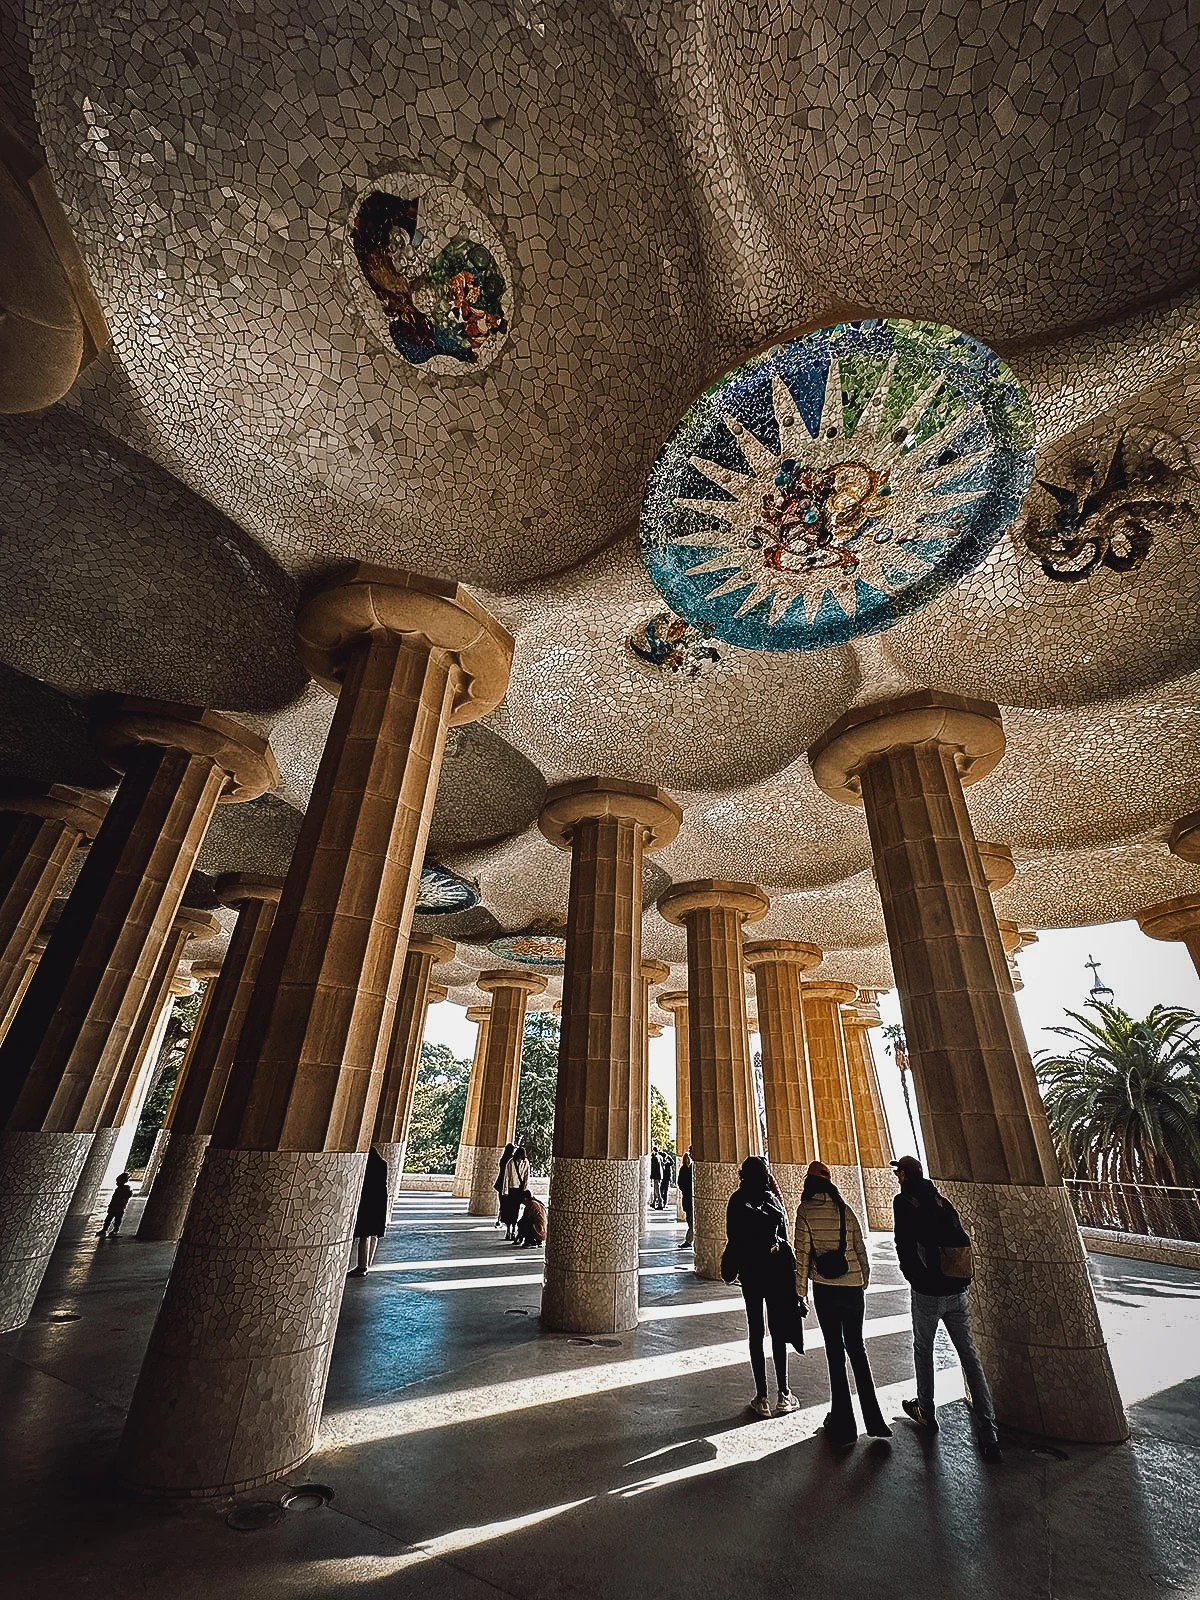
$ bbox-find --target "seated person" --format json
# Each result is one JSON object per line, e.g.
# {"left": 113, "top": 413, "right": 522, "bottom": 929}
{"left": 516, "top": 1190, "right": 547, "bottom": 1248}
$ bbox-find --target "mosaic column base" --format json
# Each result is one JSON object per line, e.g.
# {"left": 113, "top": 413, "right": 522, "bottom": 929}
{"left": 376, "top": 1140, "right": 405, "bottom": 1222}
{"left": 692, "top": 1160, "right": 741, "bottom": 1281}
{"left": 137, "top": 1132, "right": 210, "bottom": 1242}
{"left": 140, "top": 1126, "right": 171, "bottom": 1192}
{"left": 862, "top": 1166, "right": 896, "bottom": 1232}
{"left": 0, "top": 1128, "right": 93, "bottom": 1332}
{"left": 828, "top": 1163, "right": 870, "bottom": 1232}
{"left": 118, "top": 1145, "right": 365, "bottom": 1495}
{"left": 467, "top": 1145, "right": 504, "bottom": 1217}
{"left": 772, "top": 1162, "right": 807, "bottom": 1244}
{"left": 938, "top": 1179, "right": 1128, "bottom": 1444}
{"left": 452, "top": 1142, "right": 476, "bottom": 1201}
{"left": 542, "top": 1156, "right": 640, "bottom": 1334}
{"left": 66, "top": 1126, "right": 122, "bottom": 1220}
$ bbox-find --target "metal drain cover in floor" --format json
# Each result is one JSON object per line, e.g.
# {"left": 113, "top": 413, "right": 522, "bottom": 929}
{"left": 46, "top": 1312, "right": 80, "bottom": 1323}
{"left": 225, "top": 1501, "right": 284, "bottom": 1532}
{"left": 280, "top": 1483, "right": 334, "bottom": 1512}
{"left": 568, "top": 1337, "right": 622, "bottom": 1348}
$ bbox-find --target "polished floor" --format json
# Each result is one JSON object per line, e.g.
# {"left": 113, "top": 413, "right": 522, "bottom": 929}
{"left": 2, "top": 1191, "right": 1199, "bottom": 1599}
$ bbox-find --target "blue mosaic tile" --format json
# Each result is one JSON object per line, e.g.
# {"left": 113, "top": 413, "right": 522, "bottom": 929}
{"left": 416, "top": 860, "right": 480, "bottom": 915}
{"left": 486, "top": 924, "right": 567, "bottom": 971}
{"left": 641, "top": 320, "right": 1035, "bottom": 651}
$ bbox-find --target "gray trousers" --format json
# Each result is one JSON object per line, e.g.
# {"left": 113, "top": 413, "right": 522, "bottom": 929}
{"left": 911, "top": 1288, "right": 996, "bottom": 1425}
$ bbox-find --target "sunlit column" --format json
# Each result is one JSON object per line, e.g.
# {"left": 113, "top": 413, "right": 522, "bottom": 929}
{"left": 743, "top": 939, "right": 822, "bottom": 1226}
{"left": 468, "top": 970, "right": 548, "bottom": 1216}
{"left": 375, "top": 936, "right": 455, "bottom": 1214}
{"left": 636, "top": 958, "right": 670, "bottom": 1233}
{"left": 452, "top": 1004, "right": 491, "bottom": 1200}
{"left": 657, "top": 989, "right": 690, "bottom": 1219}
{"left": 840, "top": 995, "right": 895, "bottom": 1230}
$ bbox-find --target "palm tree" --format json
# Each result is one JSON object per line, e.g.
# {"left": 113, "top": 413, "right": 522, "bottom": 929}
{"left": 1036, "top": 1001, "right": 1200, "bottom": 1235}
{"left": 882, "top": 1022, "right": 921, "bottom": 1155}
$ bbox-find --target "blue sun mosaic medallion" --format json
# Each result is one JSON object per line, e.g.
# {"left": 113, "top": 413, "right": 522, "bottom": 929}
{"left": 641, "top": 320, "right": 1036, "bottom": 651}
{"left": 415, "top": 860, "right": 480, "bottom": 915}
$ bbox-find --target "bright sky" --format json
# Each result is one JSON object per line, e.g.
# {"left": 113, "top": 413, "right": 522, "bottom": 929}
{"left": 425, "top": 918, "right": 1200, "bottom": 1160}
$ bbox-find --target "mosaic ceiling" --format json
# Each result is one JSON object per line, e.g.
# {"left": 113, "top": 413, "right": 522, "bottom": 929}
{"left": 4, "top": 1, "right": 1200, "bottom": 1008}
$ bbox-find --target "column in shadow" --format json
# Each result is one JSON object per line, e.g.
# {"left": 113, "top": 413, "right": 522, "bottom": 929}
{"left": 375, "top": 935, "right": 455, "bottom": 1215}
{"left": 452, "top": 1005, "right": 491, "bottom": 1199}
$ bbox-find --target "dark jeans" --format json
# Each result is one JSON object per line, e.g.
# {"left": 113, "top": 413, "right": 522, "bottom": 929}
{"left": 813, "top": 1283, "right": 885, "bottom": 1435}
{"left": 742, "top": 1284, "right": 789, "bottom": 1398}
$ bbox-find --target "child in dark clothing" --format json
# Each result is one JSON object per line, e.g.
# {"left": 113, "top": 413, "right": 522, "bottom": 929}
{"left": 98, "top": 1172, "right": 134, "bottom": 1237}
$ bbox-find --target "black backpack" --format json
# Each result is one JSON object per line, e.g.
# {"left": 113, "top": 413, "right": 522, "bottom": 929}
{"left": 918, "top": 1194, "right": 974, "bottom": 1286}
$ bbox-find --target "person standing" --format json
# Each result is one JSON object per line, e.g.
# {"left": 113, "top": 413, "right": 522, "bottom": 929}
{"left": 492, "top": 1142, "right": 515, "bottom": 1229}
{"left": 796, "top": 1160, "right": 891, "bottom": 1445}
{"left": 348, "top": 1146, "right": 389, "bottom": 1277}
{"left": 98, "top": 1172, "right": 134, "bottom": 1238}
{"left": 659, "top": 1149, "right": 674, "bottom": 1209}
{"left": 723, "top": 1155, "right": 803, "bottom": 1417}
{"left": 678, "top": 1150, "right": 694, "bottom": 1247}
{"left": 649, "top": 1147, "right": 664, "bottom": 1208}
{"left": 892, "top": 1154, "right": 1003, "bottom": 1462}
{"left": 500, "top": 1143, "right": 531, "bottom": 1242}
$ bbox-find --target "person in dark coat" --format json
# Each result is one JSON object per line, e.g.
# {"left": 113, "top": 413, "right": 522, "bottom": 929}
{"left": 516, "top": 1190, "right": 547, "bottom": 1248}
{"left": 349, "top": 1146, "right": 389, "bottom": 1276}
{"left": 678, "top": 1151, "right": 694, "bottom": 1246}
{"left": 492, "top": 1142, "right": 515, "bottom": 1228}
{"left": 724, "top": 1155, "right": 803, "bottom": 1417}
{"left": 658, "top": 1150, "right": 674, "bottom": 1209}
{"left": 649, "top": 1148, "right": 664, "bottom": 1207}
{"left": 98, "top": 1173, "right": 134, "bottom": 1238}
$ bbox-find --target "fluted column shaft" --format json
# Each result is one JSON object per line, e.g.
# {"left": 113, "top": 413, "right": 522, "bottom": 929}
{"left": 842, "top": 1004, "right": 894, "bottom": 1230}
{"left": 744, "top": 941, "right": 821, "bottom": 1227}
{"left": 452, "top": 1006, "right": 490, "bottom": 1199}
{"left": 659, "top": 991, "right": 690, "bottom": 1220}
{"left": 467, "top": 971, "right": 546, "bottom": 1215}
{"left": 120, "top": 566, "right": 512, "bottom": 1495}
{"left": 374, "top": 937, "right": 454, "bottom": 1211}
{"left": 800, "top": 980, "right": 868, "bottom": 1224}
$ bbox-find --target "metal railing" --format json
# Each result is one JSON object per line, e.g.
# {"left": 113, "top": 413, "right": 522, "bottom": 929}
{"left": 1065, "top": 1179, "right": 1200, "bottom": 1243}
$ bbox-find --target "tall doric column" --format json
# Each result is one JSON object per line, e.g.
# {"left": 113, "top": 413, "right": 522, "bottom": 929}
{"left": 658, "top": 881, "right": 767, "bottom": 1280}
{"left": 799, "top": 980, "right": 869, "bottom": 1224}
{"left": 637, "top": 958, "right": 671, "bottom": 1233}
{"left": 0, "top": 785, "right": 108, "bottom": 1023}
{"left": 0, "top": 700, "right": 274, "bottom": 1334}
{"left": 539, "top": 779, "right": 681, "bottom": 1331}
{"left": 467, "top": 970, "right": 547, "bottom": 1216}
{"left": 1137, "top": 895, "right": 1200, "bottom": 979}
{"left": 375, "top": 935, "right": 455, "bottom": 1212}
{"left": 811, "top": 690, "right": 1125, "bottom": 1442}
{"left": 657, "top": 989, "right": 690, "bottom": 1219}
{"left": 67, "top": 906, "right": 219, "bottom": 1221}
{"left": 743, "top": 940, "right": 822, "bottom": 1227}
{"left": 119, "top": 566, "right": 512, "bottom": 1494}
{"left": 452, "top": 1005, "right": 491, "bottom": 1200}
{"left": 840, "top": 997, "right": 894, "bottom": 1230}
{"left": 137, "top": 876, "right": 284, "bottom": 1241}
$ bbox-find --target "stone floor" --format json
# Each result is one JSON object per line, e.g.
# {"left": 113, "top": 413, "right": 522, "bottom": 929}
{"left": 2, "top": 1192, "right": 1199, "bottom": 1599}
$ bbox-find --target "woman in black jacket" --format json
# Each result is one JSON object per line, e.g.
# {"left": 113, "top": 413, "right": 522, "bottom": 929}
{"left": 724, "top": 1156, "right": 801, "bottom": 1417}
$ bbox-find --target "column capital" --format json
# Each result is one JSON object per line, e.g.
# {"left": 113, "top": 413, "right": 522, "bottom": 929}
{"left": 658, "top": 879, "right": 769, "bottom": 927}
{"left": 800, "top": 979, "right": 859, "bottom": 1005}
{"left": 809, "top": 690, "right": 1005, "bottom": 806}
{"left": 296, "top": 564, "right": 513, "bottom": 724}
{"left": 539, "top": 777, "right": 682, "bottom": 852}
{"left": 177, "top": 908, "right": 222, "bottom": 944}
{"left": 1168, "top": 812, "right": 1200, "bottom": 864}
{"left": 844, "top": 1002, "right": 883, "bottom": 1027}
{"left": 409, "top": 934, "right": 456, "bottom": 964}
{"left": 743, "top": 939, "right": 823, "bottom": 972}
{"left": 466, "top": 1005, "right": 491, "bottom": 1024}
{"left": 478, "top": 969, "right": 549, "bottom": 997}
{"left": 0, "top": 783, "right": 109, "bottom": 838}
{"left": 647, "top": 1022, "right": 664, "bottom": 1038}
{"left": 216, "top": 872, "right": 286, "bottom": 908}
{"left": 640, "top": 958, "right": 671, "bottom": 985}
{"left": 656, "top": 989, "right": 688, "bottom": 1015}
{"left": 190, "top": 962, "right": 223, "bottom": 982}
{"left": 426, "top": 982, "right": 449, "bottom": 1005}
{"left": 92, "top": 698, "right": 278, "bottom": 802}
{"left": 996, "top": 918, "right": 1024, "bottom": 955}
{"left": 977, "top": 840, "right": 1015, "bottom": 890}
{"left": 1137, "top": 894, "right": 1200, "bottom": 943}
{"left": 169, "top": 973, "right": 199, "bottom": 997}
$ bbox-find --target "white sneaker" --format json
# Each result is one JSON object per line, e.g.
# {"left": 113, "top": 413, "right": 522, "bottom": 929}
{"left": 749, "top": 1395, "right": 772, "bottom": 1418}
{"left": 775, "top": 1391, "right": 799, "bottom": 1415}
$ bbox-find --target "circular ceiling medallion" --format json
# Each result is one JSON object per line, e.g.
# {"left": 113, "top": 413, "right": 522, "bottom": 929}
{"left": 641, "top": 320, "right": 1035, "bottom": 651}
{"left": 416, "top": 860, "right": 480, "bottom": 915}
{"left": 347, "top": 175, "right": 512, "bottom": 373}
{"left": 486, "top": 925, "right": 566, "bottom": 970}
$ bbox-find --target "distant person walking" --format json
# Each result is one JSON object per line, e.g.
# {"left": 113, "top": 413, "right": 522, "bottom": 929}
{"left": 500, "top": 1143, "right": 531, "bottom": 1242}
{"left": 493, "top": 1142, "right": 515, "bottom": 1229}
{"left": 659, "top": 1150, "right": 675, "bottom": 1209}
{"left": 892, "top": 1154, "right": 1002, "bottom": 1462}
{"left": 678, "top": 1151, "right": 694, "bottom": 1247}
{"left": 796, "top": 1161, "right": 891, "bottom": 1445}
{"left": 97, "top": 1172, "right": 134, "bottom": 1238}
{"left": 649, "top": 1148, "right": 664, "bottom": 1208}
{"left": 723, "top": 1155, "right": 804, "bottom": 1417}
{"left": 348, "top": 1146, "right": 389, "bottom": 1277}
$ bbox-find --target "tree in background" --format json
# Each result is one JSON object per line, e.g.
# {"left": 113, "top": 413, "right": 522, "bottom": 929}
{"left": 650, "top": 1083, "right": 671, "bottom": 1153}
{"left": 405, "top": 1041, "right": 472, "bottom": 1173}
{"left": 882, "top": 1021, "right": 921, "bottom": 1155}
{"left": 515, "top": 1010, "right": 560, "bottom": 1174}
{"left": 127, "top": 988, "right": 205, "bottom": 1171}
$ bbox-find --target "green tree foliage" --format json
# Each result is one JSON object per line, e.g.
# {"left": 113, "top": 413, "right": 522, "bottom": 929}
{"left": 405, "top": 1041, "right": 472, "bottom": 1174}
{"left": 127, "top": 988, "right": 205, "bottom": 1171}
{"left": 650, "top": 1083, "right": 671, "bottom": 1153}
{"left": 1037, "top": 1001, "right": 1200, "bottom": 1188}
{"left": 515, "top": 1010, "right": 560, "bottom": 1174}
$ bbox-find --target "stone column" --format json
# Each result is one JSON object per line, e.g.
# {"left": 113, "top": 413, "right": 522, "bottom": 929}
{"left": 0, "top": 700, "right": 274, "bottom": 1334}
{"left": 138, "top": 961, "right": 223, "bottom": 1196}
{"left": 67, "top": 907, "right": 219, "bottom": 1221}
{"left": 810, "top": 690, "right": 1125, "bottom": 1442}
{"left": 452, "top": 1005, "right": 491, "bottom": 1199}
{"left": 374, "top": 935, "right": 455, "bottom": 1212}
{"left": 467, "top": 970, "right": 547, "bottom": 1216}
{"left": 841, "top": 998, "right": 895, "bottom": 1230}
{"left": 743, "top": 940, "right": 823, "bottom": 1228}
{"left": 658, "top": 881, "right": 767, "bottom": 1280}
{"left": 0, "top": 935, "right": 45, "bottom": 1044}
{"left": 0, "top": 785, "right": 108, "bottom": 1023}
{"left": 538, "top": 779, "right": 682, "bottom": 1331}
{"left": 137, "top": 876, "right": 284, "bottom": 1242}
{"left": 637, "top": 958, "right": 671, "bottom": 1233}
{"left": 798, "top": 979, "right": 869, "bottom": 1224}
{"left": 1137, "top": 895, "right": 1200, "bottom": 979}
{"left": 657, "top": 989, "right": 690, "bottom": 1219}
{"left": 119, "top": 566, "right": 512, "bottom": 1493}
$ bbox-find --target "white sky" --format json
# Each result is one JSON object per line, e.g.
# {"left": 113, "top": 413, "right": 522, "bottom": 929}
{"left": 425, "top": 918, "right": 1200, "bottom": 1160}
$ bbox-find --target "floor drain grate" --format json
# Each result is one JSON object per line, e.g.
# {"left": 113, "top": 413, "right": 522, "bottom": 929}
{"left": 505, "top": 1308, "right": 531, "bottom": 1315}
{"left": 46, "top": 1312, "right": 80, "bottom": 1323}
{"left": 280, "top": 1483, "right": 333, "bottom": 1512}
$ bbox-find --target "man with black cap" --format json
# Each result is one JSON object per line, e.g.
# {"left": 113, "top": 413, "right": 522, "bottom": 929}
{"left": 893, "top": 1154, "right": 1003, "bottom": 1462}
